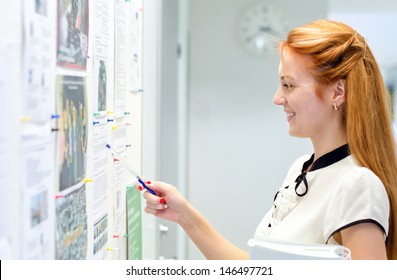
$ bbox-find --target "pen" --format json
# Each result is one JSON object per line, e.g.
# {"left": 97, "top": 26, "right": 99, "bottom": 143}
{"left": 105, "top": 144, "right": 156, "bottom": 195}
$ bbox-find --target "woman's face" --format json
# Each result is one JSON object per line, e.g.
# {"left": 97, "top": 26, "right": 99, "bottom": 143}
{"left": 273, "top": 47, "right": 335, "bottom": 140}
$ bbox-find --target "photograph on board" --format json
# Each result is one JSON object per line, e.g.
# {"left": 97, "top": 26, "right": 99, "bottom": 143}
{"left": 94, "top": 59, "right": 107, "bottom": 112}
{"left": 57, "top": 0, "right": 89, "bottom": 69}
{"left": 31, "top": 190, "right": 49, "bottom": 228}
{"left": 57, "top": 75, "right": 88, "bottom": 191}
{"left": 35, "top": 0, "right": 48, "bottom": 16}
{"left": 55, "top": 185, "right": 87, "bottom": 259}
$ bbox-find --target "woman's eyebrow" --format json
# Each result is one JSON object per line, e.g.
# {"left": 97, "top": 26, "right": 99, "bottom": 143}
{"left": 280, "top": 75, "right": 295, "bottom": 81}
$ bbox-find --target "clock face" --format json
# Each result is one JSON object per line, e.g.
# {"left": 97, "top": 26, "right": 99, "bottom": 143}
{"left": 237, "top": 2, "right": 289, "bottom": 57}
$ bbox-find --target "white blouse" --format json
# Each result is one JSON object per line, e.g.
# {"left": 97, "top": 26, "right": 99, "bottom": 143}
{"left": 254, "top": 145, "right": 389, "bottom": 245}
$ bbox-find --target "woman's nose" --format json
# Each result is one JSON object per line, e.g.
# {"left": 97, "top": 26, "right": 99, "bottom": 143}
{"left": 273, "top": 87, "right": 286, "bottom": 106}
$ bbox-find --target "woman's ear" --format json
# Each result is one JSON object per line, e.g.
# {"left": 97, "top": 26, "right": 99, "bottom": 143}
{"left": 332, "top": 79, "right": 346, "bottom": 106}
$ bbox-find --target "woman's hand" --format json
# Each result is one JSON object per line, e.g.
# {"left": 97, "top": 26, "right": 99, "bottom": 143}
{"left": 139, "top": 181, "right": 190, "bottom": 224}
{"left": 139, "top": 180, "right": 249, "bottom": 260}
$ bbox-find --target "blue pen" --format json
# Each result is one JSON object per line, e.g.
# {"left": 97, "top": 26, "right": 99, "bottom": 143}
{"left": 105, "top": 144, "right": 156, "bottom": 195}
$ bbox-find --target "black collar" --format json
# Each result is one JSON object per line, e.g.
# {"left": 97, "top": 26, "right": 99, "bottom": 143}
{"left": 303, "top": 144, "right": 350, "bottom": 173}
{"left": 294, "top": 144, "right": 350, "bottom": 197}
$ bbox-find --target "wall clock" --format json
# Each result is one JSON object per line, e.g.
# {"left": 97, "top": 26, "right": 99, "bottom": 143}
{"left": 237, "top": 2, "right": 289, "bottom": 57}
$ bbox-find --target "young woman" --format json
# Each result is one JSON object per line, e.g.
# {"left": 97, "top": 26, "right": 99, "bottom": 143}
{"left": 140, "top": 19, "right": 397, "bottom": 260}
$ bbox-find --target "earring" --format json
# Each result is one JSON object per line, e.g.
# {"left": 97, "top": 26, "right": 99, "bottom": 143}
{"left": 333, "top": 103, "right": 340, "bottom": 111}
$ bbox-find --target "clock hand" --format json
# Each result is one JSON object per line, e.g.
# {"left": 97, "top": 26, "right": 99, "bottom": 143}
{"left": 259, "top": 26, "right": 273, "bottom": 33}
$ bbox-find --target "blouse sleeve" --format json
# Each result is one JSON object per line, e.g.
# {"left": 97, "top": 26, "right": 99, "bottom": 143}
{"left": 323, "top": 167, "right": 389, "bottom": 243}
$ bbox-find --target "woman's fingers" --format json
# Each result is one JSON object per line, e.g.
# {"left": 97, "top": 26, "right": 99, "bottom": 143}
{"left": 146, "top": 199, "right": 168, "bottom": 210}
{"left": 144, "top": 207, "right": 157, "bottom": 216}
{"left": 142, "top": 189, "right": 166, "bottom": 204}
{"left": 141, "top": 183, "right": 169, "bottom": 211}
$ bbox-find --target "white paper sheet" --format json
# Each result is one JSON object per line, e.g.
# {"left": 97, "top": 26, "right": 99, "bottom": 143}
{"left": 20, "top": 124, "right": 55, "bottom": 259}
{"left": 22, "top": 0, "right": 56, "bottom": 123}
{"left": 91, "top": 120, "right": 109, "bottom": 259}
{"left": 94, "top": 0, "right": 111, "bottom": 59}
{"left": 111, "top": 123, "right": 128, "bottom": 240}
{"left": 129, "top": 0, "right": 143, "bottom": 91}
{"left": 93, "top": 0, "right": 111, "bottom": 113}
{"left": 113, "top": 160, "right": 127, "bottom": 237}
{"left": 114, "top": 0, "right": 129, "bottom": 115}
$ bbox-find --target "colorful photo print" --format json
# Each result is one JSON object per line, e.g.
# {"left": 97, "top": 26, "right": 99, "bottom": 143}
{"left": 93, "top": 215, "right": 108, "bottom": 254}
{"left": 56, "top": 185, "right": 87, "bottom": 259}
{"left": 96, "top": 59, "right": 107, "bottom": 112}
{"left": 57, "top": 0, "right": 89, "bottom": 69}
{"left": 57, "top": 75, "right": 87, "bottom": 191}
{"left": 31, "top": 190, "right": 49, "bottom": 228}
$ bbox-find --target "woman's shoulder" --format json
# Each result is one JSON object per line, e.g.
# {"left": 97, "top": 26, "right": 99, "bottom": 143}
{"left": 334, "top": 156, "right": 387, "bottom": 196}
{"left": 341, "top": 156, "right": 382, "bottom": 183}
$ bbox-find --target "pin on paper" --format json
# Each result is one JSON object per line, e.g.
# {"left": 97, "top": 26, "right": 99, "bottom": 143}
{"left": 131, "top": 89, "right": 144, "bottom": 94}
{"left": 20, "top": 116, "right": 32, "bottom": 122}
{"left": 106, "top": 247, "right": 120, "bottom": 251}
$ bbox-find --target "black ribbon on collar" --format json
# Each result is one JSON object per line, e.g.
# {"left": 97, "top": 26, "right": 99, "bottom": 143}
{"left": 295, "top": 171, "right": 308, "bottom": 197}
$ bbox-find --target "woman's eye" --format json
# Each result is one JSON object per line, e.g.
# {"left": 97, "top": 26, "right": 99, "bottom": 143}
{"left": 283, "top": 83, "right": 293, "bottom": 89}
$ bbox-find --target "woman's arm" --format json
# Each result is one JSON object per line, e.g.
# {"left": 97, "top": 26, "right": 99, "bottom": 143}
{"left": 178, "top": 203, "right": 249, "bottom": 260}
{"left": 336, "top": 223, "right": 387, "bottom": 260}
{"left": 142, "top": 181, "right": 249, "bottom": 260}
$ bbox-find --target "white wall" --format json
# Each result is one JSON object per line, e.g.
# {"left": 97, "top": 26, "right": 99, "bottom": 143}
{"left": 187, "top": 0, "right": 325, "bottom": 259}
{"left": 142, "top": 0, "right": 162, "bottom": 260}
{"left": 158, "top": 0, "right": 181, "bottom": 260}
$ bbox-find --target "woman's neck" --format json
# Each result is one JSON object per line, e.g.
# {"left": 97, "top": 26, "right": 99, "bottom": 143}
{"left": 311, "top": 134, "right": 347, "bottom": 162}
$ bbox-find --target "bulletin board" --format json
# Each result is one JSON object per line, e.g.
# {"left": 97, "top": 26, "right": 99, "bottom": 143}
{"left": 0, "top": 0, "right": 144, "bottom": 260}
